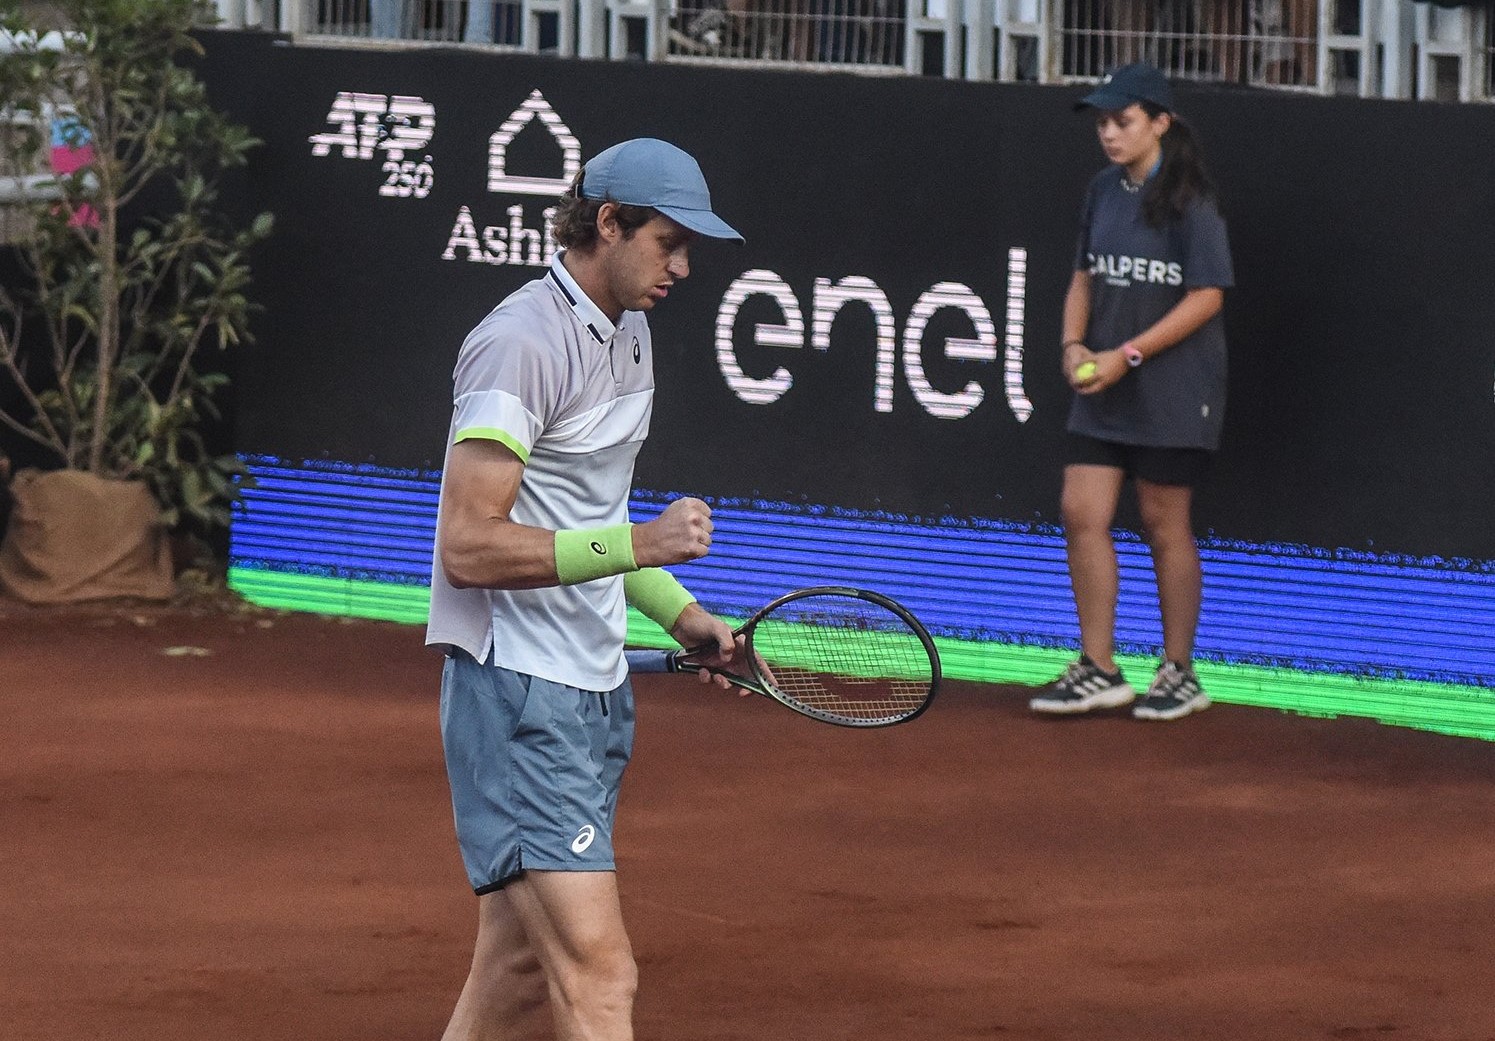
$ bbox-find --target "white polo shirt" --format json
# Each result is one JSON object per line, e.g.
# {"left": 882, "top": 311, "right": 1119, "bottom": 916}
{"left": 426, "top": 253, "right": 654, "bottom": 691}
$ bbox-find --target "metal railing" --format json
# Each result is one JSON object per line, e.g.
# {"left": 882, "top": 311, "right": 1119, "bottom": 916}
{"left": 1413, "top": 0, "right": 1487, "bottom": 100}
{"left": 1487, "top": 4, "right": 1494, "bottom": 98}
{"left": 1057, "top": 0, "right": 1319, "bottom": 87}
{"left": 666, "top": 0, "right": 907, "bottom": 69}
{"left": 305, "top": 0, "right": 527, "bottom": 43}
{"left": 201, "top": 0, "right": 1495, "bottom": 101}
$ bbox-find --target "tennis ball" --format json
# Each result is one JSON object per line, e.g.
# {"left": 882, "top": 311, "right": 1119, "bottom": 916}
{"left": 1074, "top": 361, "right": 1098, "bottom": 381}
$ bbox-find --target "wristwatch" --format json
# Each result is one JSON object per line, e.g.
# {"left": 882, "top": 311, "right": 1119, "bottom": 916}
{"left": 1121, "top": 343, "right": 1144, "bottom": 368}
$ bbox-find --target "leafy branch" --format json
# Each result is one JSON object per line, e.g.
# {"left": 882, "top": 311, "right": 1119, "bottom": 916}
{"left": 0, "top": 0, "right": 272, "bottom": 531}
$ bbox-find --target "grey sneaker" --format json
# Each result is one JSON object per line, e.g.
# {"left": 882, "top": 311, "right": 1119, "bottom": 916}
{"left": 1029, "top": 657, "right": 1136, "bottom": 714}
{"left": 1132, "top": 661, "right": 1211, "bottom": 720}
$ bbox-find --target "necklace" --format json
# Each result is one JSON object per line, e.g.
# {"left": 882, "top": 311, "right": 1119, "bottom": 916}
{"left": 1120, "top": 173, "right": 1143, "bottom": 194}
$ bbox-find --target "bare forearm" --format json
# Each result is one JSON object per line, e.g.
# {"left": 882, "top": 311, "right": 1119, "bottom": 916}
{"left": 1060, "top": 271, "right": 1092, "bottom": 375}
{"left": 439, "top": 496, "right": 715, "bottom": 591}
{"left": 1067, "top": 284, "right": 1225, "bottom": 395}
{"left": 439, "top": 515, "right": 563, "bottom": 590}
{"left": 1128, "top": 288, "right": 1223, "bottom": 360}
{"left": 1061, "top": 271, "right": 1091, "bottom": 346}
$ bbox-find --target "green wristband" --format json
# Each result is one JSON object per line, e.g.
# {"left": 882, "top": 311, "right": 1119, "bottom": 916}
{"left": 624, "top": 568, "right": 697, "bottom": 631}
{"left": 554, "top": 524, "right": 638, "bottom": 585}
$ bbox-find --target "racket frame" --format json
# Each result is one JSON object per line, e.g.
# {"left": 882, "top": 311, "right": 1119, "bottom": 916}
{"left": 668, "top": 585, "right": 941, "bottom": 728}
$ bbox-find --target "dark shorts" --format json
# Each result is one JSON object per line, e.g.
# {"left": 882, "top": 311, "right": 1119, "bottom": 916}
{"left": 439, "top": 649, "right": 636, "bottom": 895}
{"left": 1064, "top": 433, "right": 1214, "bottom": 487}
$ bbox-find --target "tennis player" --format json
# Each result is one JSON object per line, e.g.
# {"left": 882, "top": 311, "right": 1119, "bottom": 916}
{"left": 1030, "top": 63, "right": 1233, "bottom": 721}
{"left": 427, "top": 138, "right": 742, "bottom": 1040}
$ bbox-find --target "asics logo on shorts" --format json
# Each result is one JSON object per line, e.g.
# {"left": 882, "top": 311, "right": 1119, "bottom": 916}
{"left": 571, "top": 824, "right": 597, "bottom": 853}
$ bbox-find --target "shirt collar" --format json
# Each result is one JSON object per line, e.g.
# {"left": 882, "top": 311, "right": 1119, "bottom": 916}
{"left": 548, "top": 251, "right": 616, "bottom": 346}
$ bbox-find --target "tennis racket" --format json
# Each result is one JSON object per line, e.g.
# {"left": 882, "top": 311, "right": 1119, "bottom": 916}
{"left": 627, "top": 586, "right": 940, "bottom": 728}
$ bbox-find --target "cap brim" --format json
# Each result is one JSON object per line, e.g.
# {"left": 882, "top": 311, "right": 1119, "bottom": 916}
{"left": 655, "top": 205, "right": 744, "bottom": 242}
{"left": 1073, "top": 87, "right": 1137, "bottom": 111}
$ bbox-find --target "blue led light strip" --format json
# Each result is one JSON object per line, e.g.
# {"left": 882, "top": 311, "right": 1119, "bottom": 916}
{"left": 229, "top": 457, "right": 1495, "bottom": 690}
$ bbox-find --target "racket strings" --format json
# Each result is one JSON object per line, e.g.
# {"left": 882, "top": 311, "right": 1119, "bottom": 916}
{"left": 751, "top": 596, "right": 934, "bottom": 723}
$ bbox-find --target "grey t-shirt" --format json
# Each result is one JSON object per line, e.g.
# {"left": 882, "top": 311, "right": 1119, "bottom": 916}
{"left": 1068, "top": 168, "right": 1233, "bottom": 450}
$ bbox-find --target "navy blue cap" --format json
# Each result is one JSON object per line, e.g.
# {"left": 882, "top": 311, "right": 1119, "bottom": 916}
{"left": 579, "top": 138, "right": 743, "bottom": 242}
{"left": 1074, "top": 63, "right": 1175, "bottom": 113}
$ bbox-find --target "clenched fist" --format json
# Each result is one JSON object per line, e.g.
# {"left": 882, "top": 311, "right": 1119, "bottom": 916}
{"left": 632, "top": 497, "right": 714, "bottom": 567}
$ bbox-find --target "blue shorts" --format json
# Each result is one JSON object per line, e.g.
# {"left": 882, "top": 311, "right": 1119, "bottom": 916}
{"left": 439, "top": 649, "right": 636, "bottom": 895}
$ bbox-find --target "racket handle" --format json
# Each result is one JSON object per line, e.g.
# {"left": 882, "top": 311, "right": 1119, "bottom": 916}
{"left": 624, "top": 649, "right": 679, "bottom": 674}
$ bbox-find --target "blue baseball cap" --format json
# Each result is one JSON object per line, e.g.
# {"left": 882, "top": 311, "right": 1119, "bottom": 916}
{"left": 580, "top": 138, "right": 743, "bottom": 242}
{"left": 1075, "top": 62, "right": 1175, "bottom": 113}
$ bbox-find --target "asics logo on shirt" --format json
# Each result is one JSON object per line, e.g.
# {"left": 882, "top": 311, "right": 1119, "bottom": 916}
{"left": 572, "top": 825, "right": 597, "bottom": 853}
{"left": 1088, "top": 253, "right": 1184, "bottom": 287}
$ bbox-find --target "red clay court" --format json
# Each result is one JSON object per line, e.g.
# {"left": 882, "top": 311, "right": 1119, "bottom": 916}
{"left": 4, "top": 597, "right": 1493, "bottom": 1041}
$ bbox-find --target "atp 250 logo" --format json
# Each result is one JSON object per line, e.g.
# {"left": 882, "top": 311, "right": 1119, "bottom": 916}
{"left": 308, "top": 92, "right": 436, "bottom": 199}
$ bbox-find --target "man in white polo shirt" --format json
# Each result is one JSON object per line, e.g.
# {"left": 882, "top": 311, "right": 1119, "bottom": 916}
{"left": 427, "top": 138, "right": 743, "bottom": 1040}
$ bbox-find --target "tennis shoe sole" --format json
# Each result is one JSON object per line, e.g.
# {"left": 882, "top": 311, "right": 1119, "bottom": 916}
{"left": 1132, "top": 693, "right": 1211, "bottom": 721}
{"left": 1029, "top": 683, "right": 1137, "bottom": 714}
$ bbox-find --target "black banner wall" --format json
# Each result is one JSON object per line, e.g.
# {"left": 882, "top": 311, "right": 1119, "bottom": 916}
{"left": 200, "top": 31, "right": 1495, "bottom": 563}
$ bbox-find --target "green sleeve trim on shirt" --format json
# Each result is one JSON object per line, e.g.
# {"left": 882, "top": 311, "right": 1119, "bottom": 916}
{"left": 454, "top": 426, "right": 530, "bottom": 465}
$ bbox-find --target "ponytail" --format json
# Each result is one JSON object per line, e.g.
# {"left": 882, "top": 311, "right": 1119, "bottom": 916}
{"left": 1140, "top": 104, "right": 1216, "bottom": 228}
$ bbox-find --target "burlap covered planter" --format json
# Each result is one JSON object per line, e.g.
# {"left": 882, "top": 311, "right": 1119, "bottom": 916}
{"left": 0, "top": 469, "right": 173, "bottom": 603}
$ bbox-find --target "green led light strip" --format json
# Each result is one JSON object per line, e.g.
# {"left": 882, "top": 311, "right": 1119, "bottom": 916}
{"left": 229, "top": 566, "right": 434, "bottom": 624}
{"left": 230, "top": 568, "right": 1495, "bottom": 742}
